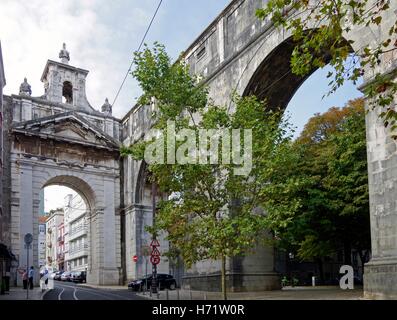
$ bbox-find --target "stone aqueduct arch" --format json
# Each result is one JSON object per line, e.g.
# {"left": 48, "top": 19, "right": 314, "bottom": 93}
{"left": 3, "top": 0, "right": 397, "bottom": 298}
{"left": 122, "top": 0, "right": 397, "bottom": 298}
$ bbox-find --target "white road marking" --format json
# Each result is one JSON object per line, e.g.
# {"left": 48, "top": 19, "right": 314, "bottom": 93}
{"left": 58, "top": 283, "right": 131, "bottom": 300}
{"left": 73, "top": 287, "right": 79, "bottom": 300}
{"left": 58, "top": 288, "right": 65, "bottom": 300}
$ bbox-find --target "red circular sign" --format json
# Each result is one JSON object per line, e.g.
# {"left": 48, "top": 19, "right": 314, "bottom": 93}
{"left": 133, "top": 255, "right": 138, "bottom": 262}
{"left": 150, "top": 255, "right": 160, "bottom": 265}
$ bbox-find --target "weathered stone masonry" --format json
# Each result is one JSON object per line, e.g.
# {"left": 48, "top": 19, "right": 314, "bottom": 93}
{"left": 2, "top": 0, "right": 397, "bottom": 297}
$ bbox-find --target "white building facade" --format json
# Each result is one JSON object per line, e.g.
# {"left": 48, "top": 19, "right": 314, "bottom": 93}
{"left": 64, "top": 194, "right": 88, "bottom": 272}
{"left": 38, "top": 221, "right": 46, "bottom": 267}
{"left": 45, "top": 209, "right": 64, "bottom": 270}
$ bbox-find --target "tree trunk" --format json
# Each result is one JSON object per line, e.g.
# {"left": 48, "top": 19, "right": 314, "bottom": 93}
{"left": 221, "top": 255, "right": 227, "bottom": 300}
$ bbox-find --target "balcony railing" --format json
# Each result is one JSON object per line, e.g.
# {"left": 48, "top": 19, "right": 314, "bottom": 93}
{"left": 69, "top": 224, "right": 88, "bottom": 236}
{"left": 68, "top": 244, "right": 89, "bottom": 260}
{"left": 68, "top": 225, "right": 88, "bottom": 241}
{"left": 69, "top": 244, "right": 88, "bottom": 254}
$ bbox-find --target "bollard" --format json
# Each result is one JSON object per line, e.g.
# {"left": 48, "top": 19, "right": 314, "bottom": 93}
{"left": 204, "top": 292, "right": 207, "bottom": 300}
{"left": 312, "top": 276, "right": 316, "bottom": 287}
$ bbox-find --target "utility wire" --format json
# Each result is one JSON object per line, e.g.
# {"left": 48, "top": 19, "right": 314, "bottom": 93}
{"left": 111, "top": 0, "right": 163, "bottom": 108}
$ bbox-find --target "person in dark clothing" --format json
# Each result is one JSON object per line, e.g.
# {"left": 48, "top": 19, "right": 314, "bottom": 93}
{"left": 28, "top": 266, "right": 34, "bottom": 290}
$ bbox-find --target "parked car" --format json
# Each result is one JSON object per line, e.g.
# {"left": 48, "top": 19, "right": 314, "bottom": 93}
{"left": 61, "top": 271, "right": 72, "bottom": 281}
{"left": 128, "top": 273, "right": 177, "bottom": 291}
{"left": 54, "top": 271, "right": 64, "bottom": 281}
{"left": 71, "top": 271, "right": 86, "bottom": 283}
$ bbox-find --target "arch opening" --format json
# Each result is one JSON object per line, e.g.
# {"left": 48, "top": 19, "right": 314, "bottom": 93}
{"left": 62, "top": 81, "right": 73, "bottom": 104}
{"left": 243, "top": 35, "right": 353, "bottom": 113}
{"left": 241, "top": 34, "right": 367, "bottom": 287}
{"left": 39, "top": 175, "right": 93, "bottom": 277}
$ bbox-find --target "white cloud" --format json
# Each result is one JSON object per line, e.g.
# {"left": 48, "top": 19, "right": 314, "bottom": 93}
{"left": 0, "top": 0, "right": 151, "bottom": 118}
{"left": 44, "top": 186, "right": 78, "bottom": 212}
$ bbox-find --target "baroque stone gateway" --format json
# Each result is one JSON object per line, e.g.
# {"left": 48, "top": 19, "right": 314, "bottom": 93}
{"left": 2, "top": 0, "right": 397, "bottom": 298}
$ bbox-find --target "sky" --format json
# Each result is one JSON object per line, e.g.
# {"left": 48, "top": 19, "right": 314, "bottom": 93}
{"left": 1, "top": 0, "right": 362, "bottom": 209}
{"left": 44, "top": 186, "right": 78, "bottom": 213}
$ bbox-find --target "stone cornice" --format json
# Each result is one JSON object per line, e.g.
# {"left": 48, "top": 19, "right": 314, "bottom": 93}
{"left": 12, "top": 155, "right": 120, "bottom": 178}
{"left": 8, "top": 94, "right": 121, "bottom": 122}
{"left": 12, "top": 111, "right": 120, "bottom": 150}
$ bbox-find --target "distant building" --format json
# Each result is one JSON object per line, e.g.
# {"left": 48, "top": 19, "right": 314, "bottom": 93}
{"left": 64, "top": 194, "right": 88, "bottom": 272}
{"left": 57, "top": 222, "right": 65, "bottom": 271}
{"left": 0, "top": 41, "right": 5, "bottom": 235}
{"left": 38, "top": 216, "right": 46, "bottom": 268}
{"left": 0, "top": 41, "right": 15, "bottom": 293}
{"left": 38, "top": 190, "right": 47, "bottom": 268}
{"left": 45, "top": 209, "right": 64, "bottom": 270}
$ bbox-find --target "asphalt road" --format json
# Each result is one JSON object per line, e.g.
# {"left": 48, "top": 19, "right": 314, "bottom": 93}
{"left": 43, "top": 281, "right": 146, "bottom": 300}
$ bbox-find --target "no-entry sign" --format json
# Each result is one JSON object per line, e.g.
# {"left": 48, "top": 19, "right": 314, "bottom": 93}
{"left": 150, "top": 255, "right": 160, "bottom": 265}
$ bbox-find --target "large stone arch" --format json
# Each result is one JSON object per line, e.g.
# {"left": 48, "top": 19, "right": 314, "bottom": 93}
{"left": 177, "top": 0, "right": 397, "bottom": 297}
{"left": 123, "top": 159, "right": 169, "bottom": 281}
{"left": 119, "top": 0, "right": 397, "bottom": 297}
{"left": 9, "top": 156, "right": 121, "bottom": 286}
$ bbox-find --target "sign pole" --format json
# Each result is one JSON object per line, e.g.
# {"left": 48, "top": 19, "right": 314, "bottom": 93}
{"left": 24, "top": 233, "right": 33, "bottom": 300}
{"left": 151, "top": 182, "right": 158, "bottom": 294}
{"left": 145, "top": 257, "right": 148, "bottom": 294}
{"left": 26, "top": 245, "right": 29, "bottom": 300}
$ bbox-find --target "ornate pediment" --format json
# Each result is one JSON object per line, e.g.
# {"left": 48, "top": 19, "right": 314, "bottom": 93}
{"left": 12, "top": 112, "right": 119, "bottom": 150}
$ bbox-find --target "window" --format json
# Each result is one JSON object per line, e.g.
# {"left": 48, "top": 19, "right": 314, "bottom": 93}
{"left": 196, "top": 46, "right": 206, "bottom": 60}
{"left": 62, "top": 81, "right": 73, "bottom": 104}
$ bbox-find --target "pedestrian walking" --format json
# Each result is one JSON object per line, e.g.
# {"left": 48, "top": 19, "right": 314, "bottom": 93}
{"left": 28, "top": 266, "right": 34, "bottom": 290}
{"left": 22, "top": 271, "right": 28, "bottom": 289}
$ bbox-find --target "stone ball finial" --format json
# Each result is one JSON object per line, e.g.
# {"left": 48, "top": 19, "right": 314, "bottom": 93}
{"left": 101, "top": 98, "right": 112, "bottom": 116}
{"left": 59, "top": 42, "right": 70, "bottom": 64}
{"left": 19, "top": 77, "right": 32, "bottom": 96}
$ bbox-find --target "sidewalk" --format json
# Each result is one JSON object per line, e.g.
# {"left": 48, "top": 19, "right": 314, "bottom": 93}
{"left": 0, "top": 286, "right": 45, "bottom": 300}
{"left": 136, "top": 286, "right": 364, "bottom": 300}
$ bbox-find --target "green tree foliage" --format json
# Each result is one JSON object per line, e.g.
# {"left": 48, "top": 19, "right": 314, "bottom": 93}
{"left": 262, "top": 99, "right": 370, "bottom": 277}
{"left": 256, "top": 0, "right": 397, "bottom": 132}
{"left": 121, "top": 43, "right": 295, "bottom": 299}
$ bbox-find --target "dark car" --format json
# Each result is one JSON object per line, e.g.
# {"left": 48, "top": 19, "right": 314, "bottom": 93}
{"left": 128, "top": 274, "right": 177, "bottom": 291}
{"left": 71, "top": 271, "right": 86, "bottom": 283}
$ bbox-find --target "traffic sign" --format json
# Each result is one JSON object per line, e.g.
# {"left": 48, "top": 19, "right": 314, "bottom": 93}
{"left": 24, "top": 233, "right": 33, "bottom": 245}
{"left": 150, "top": 255, "right": 160, "bottom": 265}
{"left": 150, "top": 239, "right": 160, "bottom": 247}
{"left": 151, "top": 247, "right": 161, "bottom": 257}
{"left": 133, "top": 255, "right": 138, "bottom": 262}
